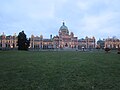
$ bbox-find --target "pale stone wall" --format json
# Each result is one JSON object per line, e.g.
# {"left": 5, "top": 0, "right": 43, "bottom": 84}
{"left": 105, "top": 38, "right": 120, "bottom": 48}
{"left": 0, "top": 33, "right": 17, "bottom": 49}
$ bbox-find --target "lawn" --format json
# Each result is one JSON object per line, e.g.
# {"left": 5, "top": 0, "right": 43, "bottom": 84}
{"left": 0, "top": 51, "right": 120, "bottom": 90}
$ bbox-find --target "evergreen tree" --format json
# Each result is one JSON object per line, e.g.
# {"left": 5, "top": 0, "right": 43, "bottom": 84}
{"left": 17, "top": 31, "right": 30, "bottom": 50}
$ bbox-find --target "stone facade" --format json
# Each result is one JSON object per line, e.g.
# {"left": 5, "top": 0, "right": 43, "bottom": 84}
{"left": 1, "top": 22, "right": 120, "bottom": 50}
{"left": 97, "top": 39, "right": 105, "bottom": 49}
{"left": 30, "top": 22, "right": 78, "bottom": 49}
{"left": 30, "top": 35, "right": 53, "bottom": 49}
{"left": 29, "top": 22, "right": 96, "bottom": 50}
{"left": 0, "top": 33, "right": 17, "bottom": 49}
{"left": 105, "top": 37, "right": 120, "bottom": 49}
{"left": 58, "top": 22, "right": 78, "bottom": 48}
{"left": 78, "top": 36, "right": 96, "bottom": 49}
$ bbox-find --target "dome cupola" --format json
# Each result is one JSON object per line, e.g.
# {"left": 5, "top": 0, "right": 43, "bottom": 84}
{"left": 59, "top": 22, "right": 69, "bottom": 34}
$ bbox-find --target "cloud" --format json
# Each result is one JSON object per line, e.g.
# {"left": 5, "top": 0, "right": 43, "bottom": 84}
{"left": 0, "top": 0, "right": 120, "bottom": 39}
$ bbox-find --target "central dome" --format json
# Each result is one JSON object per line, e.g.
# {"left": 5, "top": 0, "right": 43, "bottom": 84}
{"left": 59, "top": 22, "right": 69, "bottom": 34}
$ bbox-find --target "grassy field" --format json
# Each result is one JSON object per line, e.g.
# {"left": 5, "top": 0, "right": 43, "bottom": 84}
{"left": 0, "top": 51, "right": 120, "bottom": 90}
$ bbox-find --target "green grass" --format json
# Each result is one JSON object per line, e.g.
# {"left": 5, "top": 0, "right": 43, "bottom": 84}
{"left": 0, "top": 51, "right": 120, "bottom": 90}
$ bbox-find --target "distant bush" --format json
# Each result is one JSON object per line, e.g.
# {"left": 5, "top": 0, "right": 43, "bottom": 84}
{"left": 105, "top": 47, "right": 111, "bottom": 53}
{"left": 96, "top": 46, "right": 100, "bottom": 51}
{"left": 117, "top": 48, "right": 120, "bottom": 54}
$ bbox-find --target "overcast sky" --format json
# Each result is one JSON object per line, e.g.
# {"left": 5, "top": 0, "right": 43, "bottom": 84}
{"left": 0, "top": 0, "right": 120, "bottom": 40}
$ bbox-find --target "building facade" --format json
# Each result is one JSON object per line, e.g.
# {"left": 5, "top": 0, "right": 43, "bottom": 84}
{"left": 0, "top": 33, "right": 17, "bottom": 49}
{"left": 97, "top": 39, "right": 105, "bottom": 49}
{"left": 105, "top": 37, "right": 120, "bottom": 49}
{"left": 30, "top": 22, "right": 78, "bottom": 49}
{"left": 78, "top": 36, "right": 96, "bottom": 49}
{"left": 1, "top": 22, "right": 120, "bottom": 50}
{"left": 30, "top": 35, "right": 53, "bottom": 49}
{"left": 58, "top": 22, "right": 78, "bottom": 48}
{"left": 29, "top": 22, "right": 96, "bottom": 50}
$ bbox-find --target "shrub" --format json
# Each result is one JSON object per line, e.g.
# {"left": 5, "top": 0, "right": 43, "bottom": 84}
{"left": 105, "top": 47, "right": 111, "bottom": 53}
{"left": 96, "top": 46, "right": 100, "bottom": 51}
{"left": 117, "top": 48, "right": 120, "bottom": 54}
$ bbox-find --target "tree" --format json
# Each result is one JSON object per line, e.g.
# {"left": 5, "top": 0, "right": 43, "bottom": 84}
{"left": 104, "top": 47, "right": 111, "bottom": 53}
{"left": 17, "top": 31, "right": 30, "bottom": 50}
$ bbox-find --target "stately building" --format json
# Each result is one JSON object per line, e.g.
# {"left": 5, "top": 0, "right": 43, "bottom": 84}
{"left": 54, "top": 22, "right": 78, "bottom": 48}
{"left": 1, "top": 22, "right": 120, "bottom": 50}
{"left": 0, "top": 33, "right": 17, "bottom": 49}
{"left": 96, "top": 37, "right": 120, "bottom": 49}
{"left": 78, "top": 36, "right": 96, "bottom": 49}
{"left": 30, "top": 22, "right": 78, "bottom": 49}
{"left": 105, "top": 37, "right": 120, "bottom": 49}
{"left": 30, "top": 34, "right": 53, "bottom": 49}
{"left": 30, "top": 22, "right": 96, "bottom": 50}
{"left": 97, "top": 39, "right": 105, "bottom": 49}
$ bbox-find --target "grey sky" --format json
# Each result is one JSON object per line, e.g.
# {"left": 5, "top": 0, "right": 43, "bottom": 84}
{"left": 0, "top": 0, "right": 120, "bottom": 40}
